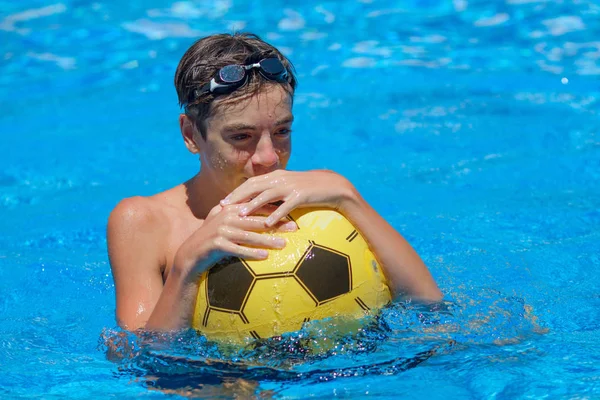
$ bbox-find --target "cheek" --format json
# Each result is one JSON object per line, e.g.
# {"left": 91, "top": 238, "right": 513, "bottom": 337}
{"left": 208, "top": 147, "right": 251, "bottom": 171}
{"left": 236, "top": 149, "right": 252, "bottom": 162}
{"left": 277, "top": 141, "right": 291, "bottom": 161}
{"left": 207, "top": 149, "right": 230, "bottom": 171}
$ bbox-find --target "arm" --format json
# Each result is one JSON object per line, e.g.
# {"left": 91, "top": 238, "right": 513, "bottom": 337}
{"left": 221, "top": 169, "right": 443, "bottom": 302}
{"left": 337, "top": 183, "right": 442, "bottom": 302}
{"left": 108, "top": 197, "right": 295, "bottom": 332}
{"left": 107, "top": 197, "right": 199, "bottom": 331}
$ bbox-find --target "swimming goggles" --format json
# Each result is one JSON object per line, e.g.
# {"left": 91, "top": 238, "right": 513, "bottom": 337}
{"left": 190, "top": 58, "right": 291, "bottom": 102}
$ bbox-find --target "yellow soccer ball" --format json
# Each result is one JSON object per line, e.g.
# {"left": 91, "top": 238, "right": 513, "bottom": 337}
{"left": 192, "top": 208, "right": 391, "bottom": 344}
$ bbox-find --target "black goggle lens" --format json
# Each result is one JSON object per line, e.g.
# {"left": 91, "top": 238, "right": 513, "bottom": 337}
{"left": 259, "top": 58, "right": 285, "bottom": 76}
{"left": 219, "top": 65, "right": 246, "bottom": 82}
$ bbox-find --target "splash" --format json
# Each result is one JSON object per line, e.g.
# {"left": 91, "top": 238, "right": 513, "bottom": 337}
{"left": 99, "top": 288, "right": 541, "bottom": 396}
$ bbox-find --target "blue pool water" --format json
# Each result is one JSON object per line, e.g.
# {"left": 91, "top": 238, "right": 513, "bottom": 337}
{"left": 1, "top": 0, "right": 599, "bottom": 398}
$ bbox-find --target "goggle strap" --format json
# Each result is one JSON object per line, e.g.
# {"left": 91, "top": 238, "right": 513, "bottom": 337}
{"left": 194, "top": 78, "right": 234, "bottom": 99}
{"left": 243, "top": 62, "right": 261, "bottom": 70}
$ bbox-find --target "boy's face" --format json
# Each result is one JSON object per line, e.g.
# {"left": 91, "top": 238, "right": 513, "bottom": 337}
{"left": 198, "top": 84, "right": 293, "bottom": 196}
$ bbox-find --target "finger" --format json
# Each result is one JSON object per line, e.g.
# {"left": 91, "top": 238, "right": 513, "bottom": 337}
{"left": 225, "top": 228, "right": 287, "bottom": 250}
{"left": 217, "top": 241, "right": 270, "bottom": 261}
{"left": 274, "top": 219, "right": 298, "bottom": 232}
{"left": 237, "top": 247, "right": 270, "bottom": 261}
{"left": 221, "top": 172, "right": 280, "bottom": 205}
{"left": 265, "top": 196, "right": 301, "bottom": 227}
{"left": 247, "top": 203, "right": 281, "bottom": 218}
{"left": 220, "top": 182, "right": 265, "bottom": 206}
{"left": 255, "top": 203, "right": 279, "bottom": 215}
{"left": 239, "top": 189, "right": 282, "bottom": 217}
{"left": 231, "top": 215, "right": 297, "bottom": 232}
{"left": 221, "top": 203, "right": 268, "bottom": 217}
{"left": 229, "top": 202, "right": 277, "bottom": 215}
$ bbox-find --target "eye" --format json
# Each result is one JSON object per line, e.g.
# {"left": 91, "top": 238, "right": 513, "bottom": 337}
{"left": 275, "top": 128, "right": 291, "bottom": 137}
{"left": 230, "top": 133, "right": 251, "bottom": 141}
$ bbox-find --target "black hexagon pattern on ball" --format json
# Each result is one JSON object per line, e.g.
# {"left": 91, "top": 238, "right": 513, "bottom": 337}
{"left": 207, "top": 257, "right": 254, "bottom": 311}
{"left": 295, "top": 243, "right": 351, "bottom": 303}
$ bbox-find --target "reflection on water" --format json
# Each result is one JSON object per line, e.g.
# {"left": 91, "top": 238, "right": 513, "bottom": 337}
{"left": 100, "top": 287, "right": 543, "bottom": 397}
{"left": 1, "top": 0, "right": 600, "bottom": 104}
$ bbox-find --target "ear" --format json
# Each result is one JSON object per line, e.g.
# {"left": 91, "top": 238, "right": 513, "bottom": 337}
{"left": 180, "top": 114, "right": 201, "bottom": 154}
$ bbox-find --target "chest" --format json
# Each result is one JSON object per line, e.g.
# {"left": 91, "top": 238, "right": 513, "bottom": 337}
{"left": 162, "top": 213, "right": 204, "bottom": 280}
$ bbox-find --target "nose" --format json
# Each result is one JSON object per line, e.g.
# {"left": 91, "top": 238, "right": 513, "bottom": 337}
{"left": 251, "top": 134, "right": 279, "bottom": 170}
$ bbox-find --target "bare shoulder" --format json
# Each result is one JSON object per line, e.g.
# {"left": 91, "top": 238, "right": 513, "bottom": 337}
{"left": 107, "top": 196, "right": 170, "bottom": 269}
{"left": 107, "top": 196, "right": 166, "bottom": 235}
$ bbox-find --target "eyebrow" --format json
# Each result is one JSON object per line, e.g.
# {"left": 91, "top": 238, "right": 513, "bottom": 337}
{"left": 221, "top": 115, "right": 294, "bottom": 133}
{"left": 221, "top": 123, "right": 257, "bottom": 132}
{"left": 275, "top": 115, "right": 294, "bottom": 126}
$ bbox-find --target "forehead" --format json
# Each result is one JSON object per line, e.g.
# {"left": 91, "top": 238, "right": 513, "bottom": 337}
{"left": 206, "top": 85, "right": 293, "bottom": 129}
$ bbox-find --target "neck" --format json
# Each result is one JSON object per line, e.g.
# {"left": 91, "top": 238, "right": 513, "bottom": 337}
{"left": 184, "top": 172, "right": 227, "bottom": 220}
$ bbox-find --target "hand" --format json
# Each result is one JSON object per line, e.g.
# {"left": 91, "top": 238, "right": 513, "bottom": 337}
{"left": 220, "top": 170, "right": 354, "bottom": 227}
{"left": 174, "top": 203, "right": 297, "bottom": 280}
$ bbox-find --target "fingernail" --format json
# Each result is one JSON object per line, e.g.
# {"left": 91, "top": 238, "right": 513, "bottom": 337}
{"left": 220, "top": 199, "right": 230, "bottom": 205}
{"left": 258, "top": 250, "right": 268, "bottom": 258}
{"left": 265, "top": 216, "right": 276, "bottom": 226}
{"left": 274, "top": 238, "right": 286, "bottom": 248}
{"left": 281, "top": 221, "right": 298, "bottom": 231}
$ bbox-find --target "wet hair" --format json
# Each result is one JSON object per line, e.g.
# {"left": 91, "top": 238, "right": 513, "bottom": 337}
{"left": 174, "top": 32, "right": 297, "bottom": 139}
